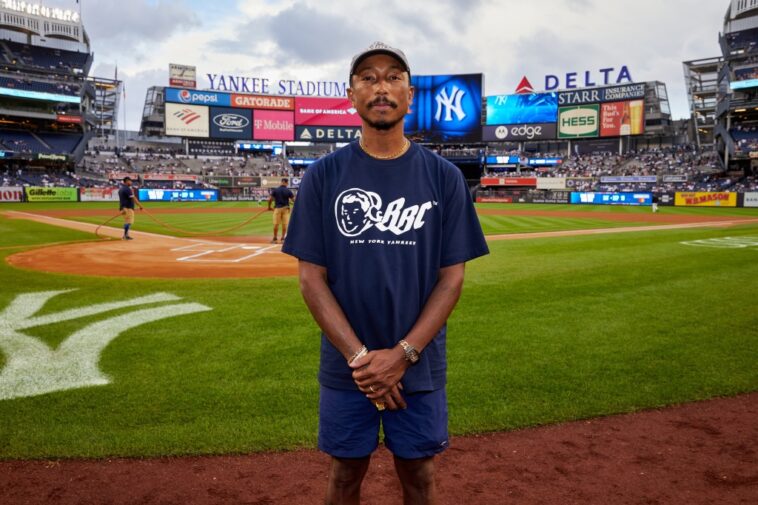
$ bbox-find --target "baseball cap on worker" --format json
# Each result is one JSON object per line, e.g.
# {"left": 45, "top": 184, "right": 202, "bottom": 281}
{"left": 349, "top": 42, "right": 411, "bottom": 82}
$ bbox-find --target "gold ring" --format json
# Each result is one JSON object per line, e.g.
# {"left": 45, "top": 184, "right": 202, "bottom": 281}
{"left": 369, "top": 385, "right": 376, "bottom": 393}
{"left": 374, "top": 401, "right": 385, "bottom": 411}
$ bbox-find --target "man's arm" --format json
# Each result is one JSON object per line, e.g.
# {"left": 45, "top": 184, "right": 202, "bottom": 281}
{"left": 351, "top": 262, "right": 466, "bottom": 399}
{"left": 298, "top": 260, "right": 366, "bottom": 362}
{"left": 299, "top": 260, "right": 407, "bottom": 410}
{"left": 267, "top": 193, "right": 274, "bottom": 210}
{"left": 131, "top": 191, "right": 143, "bottom": 210}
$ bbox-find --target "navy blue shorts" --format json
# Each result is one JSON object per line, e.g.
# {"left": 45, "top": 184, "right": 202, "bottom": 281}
{"left": 318, "top": 385, "right": 449, "bottom": 460}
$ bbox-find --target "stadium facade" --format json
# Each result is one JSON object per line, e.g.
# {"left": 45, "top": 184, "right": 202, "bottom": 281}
{"left": 0, "top": 1, "right": 121, "bottom": 168}
{"left": 685, "top": 0, "right": 758, "bottom": 174}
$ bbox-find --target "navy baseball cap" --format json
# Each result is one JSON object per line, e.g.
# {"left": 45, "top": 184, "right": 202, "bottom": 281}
{"left": 349, "top": 42, "right": 411, "bottom": 82}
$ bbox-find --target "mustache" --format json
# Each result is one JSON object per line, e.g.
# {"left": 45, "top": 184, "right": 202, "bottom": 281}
{"left": 368, "top": 97, "right": 398, "bottom": 108}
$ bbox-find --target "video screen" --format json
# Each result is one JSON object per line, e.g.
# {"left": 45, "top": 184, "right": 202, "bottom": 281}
{"left": 486, "top": 93, "right": 558, "bottom": 125}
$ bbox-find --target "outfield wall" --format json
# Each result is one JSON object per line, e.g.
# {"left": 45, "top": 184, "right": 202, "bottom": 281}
{"left": 0, "top": 186, "right": 754, "bottom": 207}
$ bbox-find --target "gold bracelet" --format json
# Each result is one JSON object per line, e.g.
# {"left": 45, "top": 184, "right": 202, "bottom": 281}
{"left": 348, "top": 345, "right": 368, "bottom": 365}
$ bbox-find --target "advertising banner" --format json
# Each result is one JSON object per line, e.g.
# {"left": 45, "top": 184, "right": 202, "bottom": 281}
{"left": 558, "top": 82, "right": 646, "bottom": 106}
{"left": 0, "top": 186, "right": 23, "bottom": 202}
{"left": 294, "top": 97, "right": 362, "bottom": 127}
{"left": 205, "top": 176, "right": 234, "bottom": 186}
{"left": 295, "top": 126, "right": 362, "bottom": 142}
{"left": 602, "top": 83, "right": 646, "bottom": 102}
{"left": 231, "top": 94, "right": 294, "bottom": 110}
{"left": 565, "top": 177, "right": 594, "bottom": 189}
{"left": 480, "top": 177, "right": 537, "bottom": 187}
{"left": 485, "top": 93, "right": 558, "bottom": 125}
{"left": 675, "top": 192, "right": 737, "bottom": 207}
{"left": 236, "top": 176, "right": 261, "bottom": 187}
{"left": 138, "top": 189, "right": 218, "bottom": 202}
{"left": 527, "top": 157, "right": 563, "bottom": 166}
{"left": 601, "top": 176, "right": 657, "bottom": 183}
{"left": 142, "top": 174, "right": 199, "bottom": 182}
{"left": 600, "top": 100, "right": 644, "bottom": 136}
{"left": 742, "top": 192, "right": 758, "bottom": 208}
{"left": 165, "top": 87, "right": 231, "bottom": 107}
{"left": 25, "top": 187, "right": 78, "bottom": 202}
{"left": 485, "top": 155, "right": 520, "bottom": 165}
{"left": 531, "top": 191, "right": 571, "bottom": 204}
{"left": 662, "top": 175, "right": 687, "bottom": 183}
{"left": 570, "top": 138, "right": 618, "bottom": 155}
{"left": 253, "top": 110, "right": 294, "bottom": 141}
{"left": 209, "top": 107, "right": 252, "bottom": 139}
{"left": 536, "top": 178, "right": 567, "bottom": 190}
{"left": 165, "top": 103, "right": 209, "bottom": 137}
{"left": 36, "top": 153, "right": 68, "bottom": 162}
{"left": 56, "top": 114, "right": 82, "bottom": 124}
{"left": 476, "top": 196, "right": 512, "bottom": 203}
{"left": 558, "top": 105, "right": 599, "bottom": 138}
{"left": 80, "top": 187, "right": 120, "bottom": 202}
{"left": 571, "top": 192, "right": 652, "bottom": 206}
{"left": 405, "top": 74, "right": 483, "bottom": 143}
{"left": 259, "top": 177, "right": 287, "bottom": 189}
{"left": 169, "top": 64, "right": 197, "bottom": 88}
{"left": 482, "top": 123, "right": 556, "bottom": 142}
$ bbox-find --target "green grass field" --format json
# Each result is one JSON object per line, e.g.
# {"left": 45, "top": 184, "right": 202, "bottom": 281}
{"left": 0, "top": 202, "right": 757, "bottom": 459}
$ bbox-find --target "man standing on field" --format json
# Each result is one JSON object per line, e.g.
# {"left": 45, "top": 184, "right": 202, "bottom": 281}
{"left": 268, "top": 178, "right": 295, "bottom": 244}
{"left": 118, "top": 176, "right": 143, "bottom": 240}
{"left": 282, "top": 42, "right": 488, "bottom": 505}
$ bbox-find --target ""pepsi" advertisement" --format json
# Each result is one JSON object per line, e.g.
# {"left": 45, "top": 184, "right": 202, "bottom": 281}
{"left": 570, "top": 192, "right": 652, "bottom": 206}
{"left": 165, "top": 87, "right": 231, "bottom": 107}
{"left": 210, "top": 107, "right": 252, "bottom": 139}
{"left": 405, "top": 74, "right": 482, "bottom": 143}
{"left": 486, "top": 93, "right": 557, "bottom": 125}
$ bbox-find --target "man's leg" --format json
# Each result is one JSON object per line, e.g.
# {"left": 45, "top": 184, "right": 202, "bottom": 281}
{"left": 325, "top": 456, "right": 371, "bottom": 505}
{"left": 281, "top": 208, "right": 290, "bottom": 242}
{"left": 394, "top": 456, "right": 437, "bottom": 505}
{"left": 272, "top": 209, "right": 280, "bottom": 242}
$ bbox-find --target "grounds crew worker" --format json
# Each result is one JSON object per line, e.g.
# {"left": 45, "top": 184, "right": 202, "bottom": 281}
{"left": 268, "top": 178, "right": 295, "bottom": 244}
{"left": 118, "top": 176, "right": 143, "bottom": 240}
{"left": 282, "top": 42, "right": 488, "bottom": 505}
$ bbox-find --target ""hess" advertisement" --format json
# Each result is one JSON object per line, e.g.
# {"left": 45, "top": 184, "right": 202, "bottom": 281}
{"left": 558, "top": 105, "right": 599, "bottom": 138}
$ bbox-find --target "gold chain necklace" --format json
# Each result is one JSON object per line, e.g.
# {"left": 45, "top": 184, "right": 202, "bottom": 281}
{"left": 359, "top": 138, "right": 410, "bottom": 160}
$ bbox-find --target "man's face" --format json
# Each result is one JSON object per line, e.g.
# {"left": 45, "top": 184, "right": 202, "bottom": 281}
{"left": 124, "top": 179, "right": 132, "bottom": 187}
{"left": 348, "top": 54, "right": 414, "bottom": 132}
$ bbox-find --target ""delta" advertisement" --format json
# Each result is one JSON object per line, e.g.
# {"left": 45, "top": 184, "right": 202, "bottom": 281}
{"left": 558, "top": 105, "right": 599, "bottom": 138}
{"left": 675, "top": 192, "right": 737, "bottom": 207}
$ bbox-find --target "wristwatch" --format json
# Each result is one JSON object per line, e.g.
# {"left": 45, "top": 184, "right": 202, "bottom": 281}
{"left": 399, "top": 339, "right": 420, "bottom": 364}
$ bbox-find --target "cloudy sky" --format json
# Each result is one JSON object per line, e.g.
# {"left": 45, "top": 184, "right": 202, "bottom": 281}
{"left": 48, "top": 0, "right": 728, "bottom": 131}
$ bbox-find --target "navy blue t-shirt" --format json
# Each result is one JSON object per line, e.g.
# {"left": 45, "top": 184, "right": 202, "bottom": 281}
{"left": 270, "top": 185, "right": 294, "bottom": 208}
{"left": 118, "top": 185, "right": 134, "bottom": 210}
{"left": 282, "top": 141, "right": 488, "bottom": 393}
